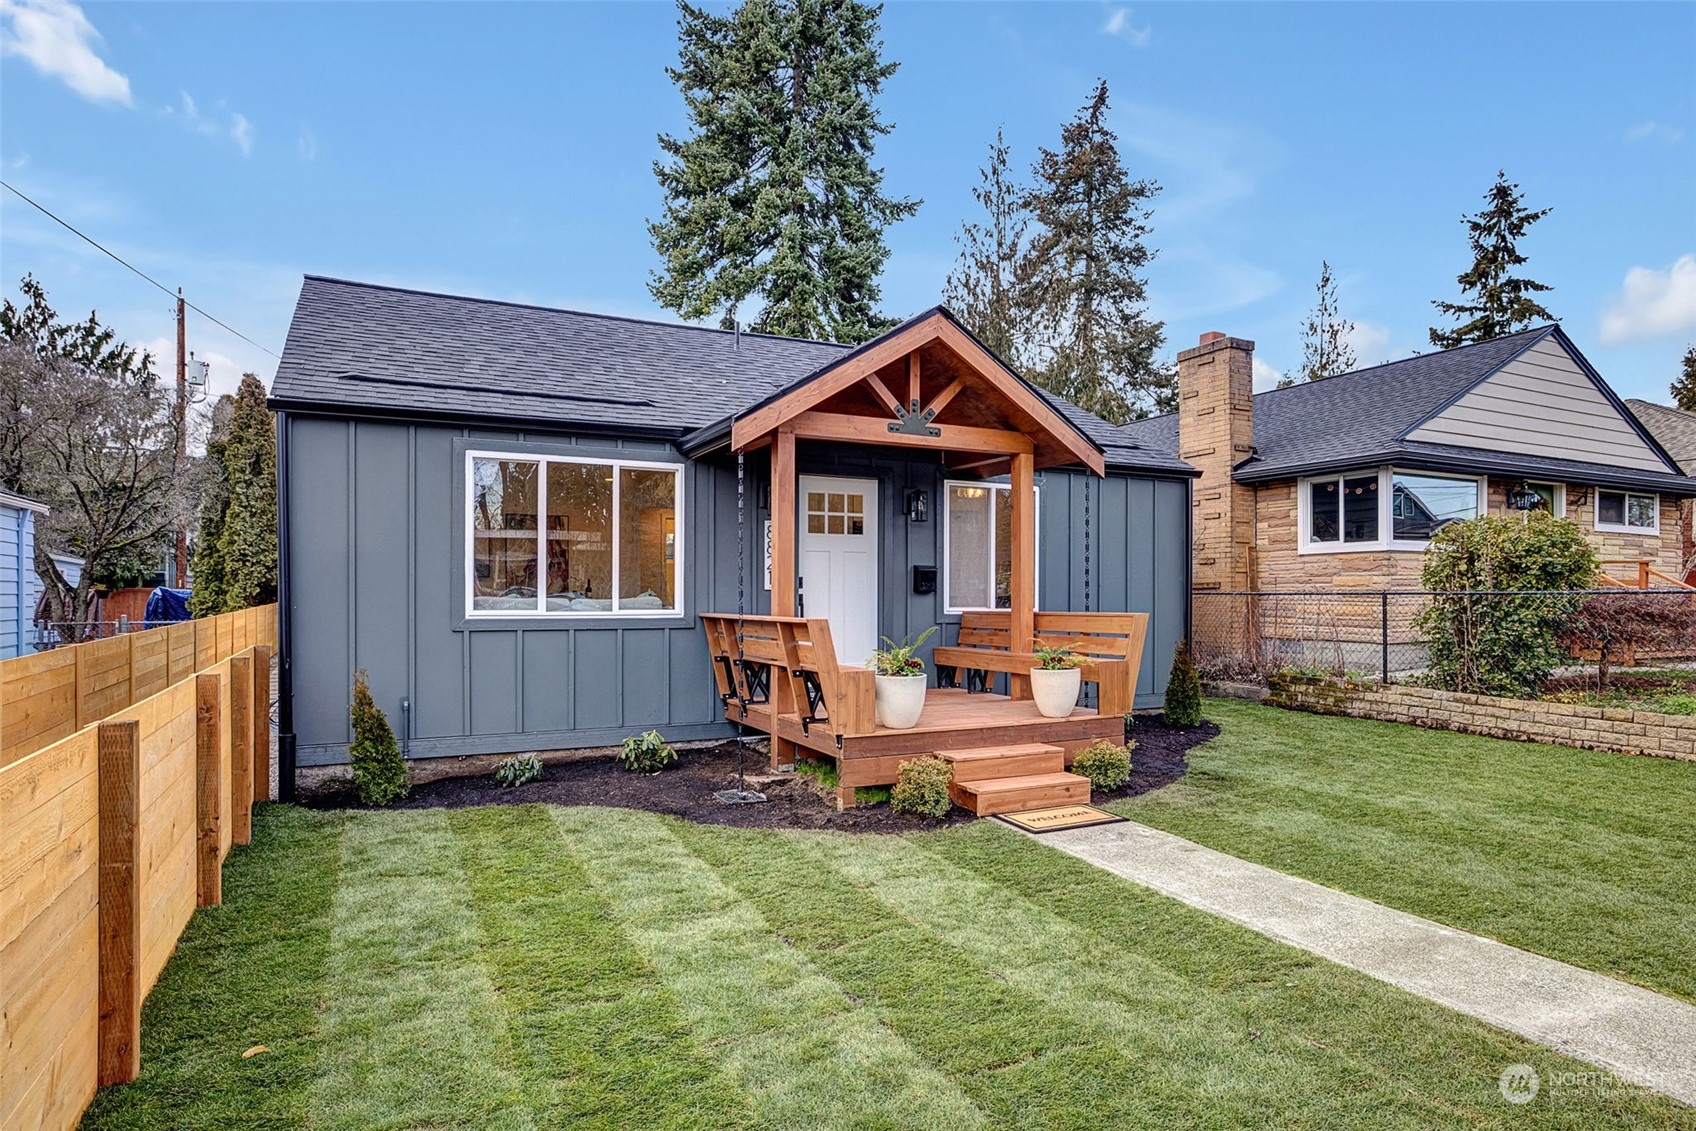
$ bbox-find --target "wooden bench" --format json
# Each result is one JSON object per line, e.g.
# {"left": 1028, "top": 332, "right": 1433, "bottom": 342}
{"left": 700, "top": 614, "right": 876, "bottom": 759}
{"left": 932, "top": 611, "right": 1150, "bottom": 716}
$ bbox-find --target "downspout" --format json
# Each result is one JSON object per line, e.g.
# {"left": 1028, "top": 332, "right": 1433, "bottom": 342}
{"left": 276, "top": 410, "right": 298, "bottom": 802}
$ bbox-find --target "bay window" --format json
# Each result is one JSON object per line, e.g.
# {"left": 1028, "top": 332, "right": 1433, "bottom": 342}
{"left": 468, "top": 452, "right": 681, "bottom": 616}
{"left": 1301, "top": 468, "right": 1482, "bottom": 552}
{"left": 1595, "top": 489, "right": 1658, "bottom": 534}
{"left": 943, "top": 482, "right": 1036, "bottom": 612}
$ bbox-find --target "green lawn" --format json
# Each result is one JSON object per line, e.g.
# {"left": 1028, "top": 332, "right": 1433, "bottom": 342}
{"left": 80, "top": 801, "right": 1690, "bottom": 1129}
{"left": 1114, "top": 698, "right": 1696, "bottom": 1005}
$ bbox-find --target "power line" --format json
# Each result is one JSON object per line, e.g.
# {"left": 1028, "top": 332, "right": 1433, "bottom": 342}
{"left": 0, "top": 178, "right": 280, "bottom": 359}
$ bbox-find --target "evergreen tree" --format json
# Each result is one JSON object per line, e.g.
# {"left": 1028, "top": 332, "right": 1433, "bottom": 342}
{"left": 1020, "top": 81, "right": 1171, "bottom": 423}
{"left": 187, "top": 396, "right": 234, "bottom": 618}
{"left": 1671, "top": 345, "right": 1696, "bottom": 413}
{"left": 1429, "top": 171, "right": 1555, "bottom": 349}
{"left": 649, "top": 0, "right": 919, "bottom": 344}
{"left": 1279, "top": 261, "right": 1357, "bottom": 388}
{"left": 349, "top": 669, "right": 408, "bottom": 806}
{"left": 943, "top": 128, "right": 1031, "bottom": 369}
{"left": 186, "top": 374, "right": 276, "bottom": 614}
{"left": 1163, "top": 639, "right": 1202, "bottom": 728}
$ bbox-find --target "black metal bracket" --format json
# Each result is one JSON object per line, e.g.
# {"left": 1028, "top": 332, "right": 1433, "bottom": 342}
{"left": 796, "top": 669, "right": 828, "bottom": 736}
{"left": 889, "top": 399, "right": 941, "bottom": 438}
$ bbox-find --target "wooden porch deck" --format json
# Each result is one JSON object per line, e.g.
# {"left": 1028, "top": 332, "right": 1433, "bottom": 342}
{"left": 733, "top": 686, "right": 1123, "bottom": 788}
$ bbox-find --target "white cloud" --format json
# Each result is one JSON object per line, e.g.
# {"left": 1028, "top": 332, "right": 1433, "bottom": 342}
{"left": 1341, "top": 321, "right": 1392, "bottom": 368}
{"left": 1252, "top": 356, "right": 1283, "bottom": 393}
{"left": 0, "top": 0, "right": 130, "bottom": 104}
{"left": 1625, "top": 120, "right": 1685, "bottom": 145}
{"left": 230, "top": 113, "right": 253, "bottom": 156}
{"left": 1601, "top": 255, "right": 1696, "bottom": 344}
{"left": 164, "top": 89, "right": 254, "bottom": 155}
{"left": 297, "top": 126, "right": 318, "bottom": 162}
{"left": 1102, "top": 6, "right": 1151, "bottom": 47}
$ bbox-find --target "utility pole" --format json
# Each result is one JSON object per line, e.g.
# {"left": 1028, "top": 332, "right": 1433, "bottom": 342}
{"left": 174, "top": 289, "right": 188, "bottom": 584}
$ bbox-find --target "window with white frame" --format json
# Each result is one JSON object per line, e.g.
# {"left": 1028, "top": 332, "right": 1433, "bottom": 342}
{"left": 467, "top": 452, "right": 682, "bottom": 616}
{"left": 1595, "top": 488, "right": 1658, "bottom": 534}
{"left": 1524, "top": 481, "right": 1564, "bottom": 516}
{"left": 943, "top": 482, "right": 1036, "bottom": 612}
{"left": 1302, "top": 468, "right": 1481, "bottom": 552}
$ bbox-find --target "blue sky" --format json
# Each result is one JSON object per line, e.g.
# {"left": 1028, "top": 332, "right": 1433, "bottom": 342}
{"left": 2, "top": 0, "right": 1693, "bottom": 407}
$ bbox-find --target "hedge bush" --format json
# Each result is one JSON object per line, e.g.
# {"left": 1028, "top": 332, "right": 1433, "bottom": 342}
{"left": 1071, "top": 740, "right": 1133, "bottom": 791}
{"left": 891, "top": 756, "right": 953, "bottom": 818}
{"left": 349, "top": 670, "right": 408, "bottom": 806}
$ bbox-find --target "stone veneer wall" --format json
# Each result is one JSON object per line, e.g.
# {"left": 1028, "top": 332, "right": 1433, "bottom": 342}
{"left": 1266, "top": 671, "right": 1696, "bottom": 763}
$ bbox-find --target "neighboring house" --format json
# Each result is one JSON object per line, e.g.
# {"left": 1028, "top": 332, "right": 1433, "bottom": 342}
{"left": 269, "top": 276, "right": 1196, "bottom": 776}
{"left": 1119, "top": 326, "right": 1696, "bottom": 601}
{"left": 0, "top": 487, "right": 48, "bottom": 659}
{"left": 1623, "top": 398, "right": 1696, "bottom": 584}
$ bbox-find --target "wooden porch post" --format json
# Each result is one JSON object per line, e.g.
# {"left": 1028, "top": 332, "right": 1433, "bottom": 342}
{"left": 1009, "top": 451, "right": 1036, "bottom": 698}
{"left": 771, "top": 425, "right": 798, "bottom": 617}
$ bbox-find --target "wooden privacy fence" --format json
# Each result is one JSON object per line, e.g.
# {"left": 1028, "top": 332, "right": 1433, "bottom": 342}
{"left": 0, "top": 604, "right": 275, "bottom": 768}
{"left": 2, "top": 627, "right": 274, "bottom": 1131}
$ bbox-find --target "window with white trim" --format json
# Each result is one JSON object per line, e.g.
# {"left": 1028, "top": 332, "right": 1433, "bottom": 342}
{"left": 1524, "top": 481, "right": 1564, "bottom": 516}
{"left": 467, "top": 452, "right": 682, "bottom": 616}
{"left": 943, "top": 482, "right": 1037, "bottom": 612}
{"left": 1595, "top": 489, "right": 1658, "bottom": 534}
{"left": 1301, "top": 468, "right": 1482, "bottom": 552}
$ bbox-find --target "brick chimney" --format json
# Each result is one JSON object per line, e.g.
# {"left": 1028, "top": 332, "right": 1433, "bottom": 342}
{"left": 1178, "top": 332, "right": 1257, "bottom": 593}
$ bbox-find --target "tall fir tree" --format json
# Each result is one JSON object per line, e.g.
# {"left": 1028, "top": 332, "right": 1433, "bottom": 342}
{"left": 187, "top": 396, "right": 235, "bottom": 618}
{"left": 1671, "top": 346, "right": 1696, "bottom": 413}
{"left": 1020, "top": 81, "right": 1172, "bottom": 423}
{"left": 943, "top": 128, "right": 1031, "bottom": 369}
{"left": 187, "top": 374, "right": 276, "bottom": 614}
{"left": 1279, "top": 261, "right": 1357, "bottom": 387}
{"left": 649, "top": 0, "right": 918, "bottom": 344}
{"left": 1429, "top": 171, "right": 1555, "bottom": 349}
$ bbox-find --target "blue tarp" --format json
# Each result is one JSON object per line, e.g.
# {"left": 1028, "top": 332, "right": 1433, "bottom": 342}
{"left": 144, "top": 587, "right": 193, "bottom": 624}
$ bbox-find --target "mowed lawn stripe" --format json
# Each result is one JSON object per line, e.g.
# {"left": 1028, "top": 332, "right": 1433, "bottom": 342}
{"left": 310, "top": 810, "right": 535, "bottom": 1131}
{"left": 447, "top": 806, "right": 753, "bottom": 1130}
{"left": 80, "top": 806, "right": 346, "bottom": 1131}
{"left": 552, "top": 806, "right": 989, "bottom": 1131}
{"left": 922, "top": 820, "right": 1692, "bottom": 1130}
{"left": 673, "top": 821, "right": 1173, "bottom": 1131}
{"left": 1115, "top": 699, "right": 1696, "bottom": 1002}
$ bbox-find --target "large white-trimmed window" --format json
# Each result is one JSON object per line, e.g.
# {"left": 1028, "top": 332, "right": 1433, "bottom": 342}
{"left": 943, "top": 482, "right": 1037, "bottom": 612}
{"left": 466, "top": 451, "right": 683, "bottom": 616}
{"left": 1595, "top": 488, "right": 1659, "bottom": 534}
{"left": 1300, "top": 468, "right": 1483, "bottom": 553}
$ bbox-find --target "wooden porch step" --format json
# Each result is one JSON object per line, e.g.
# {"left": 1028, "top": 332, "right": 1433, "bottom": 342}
{"left": 939, "top": 743, "right": 1066, "bottom": 783}
{"left": 949, "top": 771, "right": 1091, "bottom": 817}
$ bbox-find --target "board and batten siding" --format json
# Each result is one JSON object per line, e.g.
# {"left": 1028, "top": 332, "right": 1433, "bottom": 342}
{"left": 283, "top": 416, "right": 1190, "bottom": 766}
{"left": 1406, "top": 336, "right": 1671, "bottom": 472}
{"left": 1, "top": 496, "right": 40, "bottom": 659}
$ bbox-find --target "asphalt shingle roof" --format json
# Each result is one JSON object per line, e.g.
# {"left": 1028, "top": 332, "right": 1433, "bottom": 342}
{"left": 1625, "top": 399, "right": 1696, "bottom": 476}
{"left": 1116, "top": 327, "right": 1696, "bottom": 496}
{"left": 271, "top": 276, "right": 1194, "bottom": 476}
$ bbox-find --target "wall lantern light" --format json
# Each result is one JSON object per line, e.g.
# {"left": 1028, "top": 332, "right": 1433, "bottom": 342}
{"left": 904, "top": 488, "right": 930, "bottom": 523}
{"left": 1507, "top": 483, "right": 1542, "bottom": 512}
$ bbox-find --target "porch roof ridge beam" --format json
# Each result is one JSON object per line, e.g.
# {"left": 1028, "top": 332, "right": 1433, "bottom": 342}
{"left": 788, "top": 410, "right": 1036, "bottom": 457}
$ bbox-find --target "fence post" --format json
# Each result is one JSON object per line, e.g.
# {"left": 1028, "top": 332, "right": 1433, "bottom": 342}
{"left": 195, "top": 673, "right": 223, "bottom": 906}
{"left": 252, "top": 644, "right": 272, "bottom": 803}
{"left": 1381, "top": 591, "right": 1390, "bottom": 684}
{"left": 97, "top": 719, "right": 141, "bottom": 1086}
{"left": 74, "top": 644, "right": 89, "bottom": 731}
{"left": 230, "top": 655, "right": 254, "bottom": 845}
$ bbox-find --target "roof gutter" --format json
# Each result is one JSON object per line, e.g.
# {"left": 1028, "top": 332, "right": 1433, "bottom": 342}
{"left": 1233, "top": 448, "right": 1696, "bottom": 497}
{"left": 265, "top": 398, "right": 689, "bottom": 443}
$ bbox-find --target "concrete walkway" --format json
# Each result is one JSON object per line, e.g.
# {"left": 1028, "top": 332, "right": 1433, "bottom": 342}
{"left": 1037, "top": 819, "right": 1696, "bottom": 1107}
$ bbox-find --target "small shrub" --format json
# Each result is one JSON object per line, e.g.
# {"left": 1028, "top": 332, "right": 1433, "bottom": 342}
{"left": 1164, "top": 640, "right": 1203, "bottom": 727}
{"left": 1072, "top": 740, "right": 1133, "bottom": 791}
{"left": 618, "top": 730, "right": 678, "bottom": 774}
{"left": 1032, "top": 638, "right": 1085, "bottom": 670}
{"left": 869, "top": 626, "right": 937, "bottom": 676}
{"left": 494, "top": 754, "right": 542, "bottom": 788}
{"left": 348, "top": 670, "right": 408, "bottom": 806}
{"left": 891, "top": 755, "right": 953, "bottom": 818}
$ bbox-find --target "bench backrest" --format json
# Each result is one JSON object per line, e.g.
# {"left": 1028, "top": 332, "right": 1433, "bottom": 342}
{"left": 699, "top": 613, "right": 875, "bottom": 739}
{"left": 951, "top": 610, "right": 1150, "bottom": 715}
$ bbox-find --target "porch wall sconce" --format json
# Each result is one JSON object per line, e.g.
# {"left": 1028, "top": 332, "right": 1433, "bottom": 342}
{"left": 904, "top": 488, "right": 930, "bottom": 523}
{"left": 1507, "top": 483, "right": 1542, "bottom": 512}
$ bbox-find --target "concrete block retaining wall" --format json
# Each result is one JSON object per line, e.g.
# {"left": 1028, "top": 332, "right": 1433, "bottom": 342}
{"left": 1266, "top": 672, "right": 1696, "bottom": 763}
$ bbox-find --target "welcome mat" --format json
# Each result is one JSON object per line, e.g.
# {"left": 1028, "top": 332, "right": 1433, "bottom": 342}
{"left": 996, "top": 804, "right": 1127, "bottom": 834}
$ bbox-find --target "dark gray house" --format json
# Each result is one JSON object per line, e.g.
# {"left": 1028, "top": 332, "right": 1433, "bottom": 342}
{"left": 268, "top": 276, "right": 1195, "bottom": 794}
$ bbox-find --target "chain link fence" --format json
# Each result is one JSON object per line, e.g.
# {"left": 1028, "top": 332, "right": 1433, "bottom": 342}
{"left": 1192, "top": 588, "right": 1696, "bottom": 689}
{"left": 30, "top": 619, "right": 178, "bottom": 651}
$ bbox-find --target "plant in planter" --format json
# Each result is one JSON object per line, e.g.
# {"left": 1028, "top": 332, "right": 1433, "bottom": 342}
{"left": 1029, "top": 638, "right": 1085, "bottom": 718}
{"left": 869, "top": 626, "right": 937, "bottom": 730}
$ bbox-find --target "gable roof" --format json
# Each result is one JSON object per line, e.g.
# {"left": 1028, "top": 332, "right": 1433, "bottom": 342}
{"left": 1625, "top": 399, "right": 1696, "bottom": 476}
{"left": 1117, "top": 325, "right": 1696, "bottom": 495}
{"left": 270, "top": 276, "right": 1194, "bottom": 476}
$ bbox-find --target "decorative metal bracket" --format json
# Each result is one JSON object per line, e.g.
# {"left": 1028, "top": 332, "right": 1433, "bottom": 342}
{"left": 889, "top": 398, "right": 941, "bottom": 437}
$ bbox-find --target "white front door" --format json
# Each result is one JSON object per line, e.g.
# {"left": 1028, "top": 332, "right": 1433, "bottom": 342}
{"left": 798, "top": 475, "right": 879, "bottom": 665}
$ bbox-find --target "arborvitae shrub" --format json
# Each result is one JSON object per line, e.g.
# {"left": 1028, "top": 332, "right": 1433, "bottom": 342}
{"left": 891, "top": 756, "right": 953, "bottom": 818}
{"left": 1072, "top": 740, "right": 1133, "bottom": 791}
{"left": 348, "top": 670, "right": 408, "bottom": 806}
{"left": 1164, "top": 640, "right": 1203, "bottom": 728}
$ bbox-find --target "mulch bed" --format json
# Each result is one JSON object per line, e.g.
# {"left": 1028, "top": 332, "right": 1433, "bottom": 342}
{"left": 301, "top": 714, "right": 1221, "bottom": 833}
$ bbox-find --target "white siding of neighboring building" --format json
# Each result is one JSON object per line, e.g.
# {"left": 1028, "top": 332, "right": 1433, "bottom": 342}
{"left": 0, "top": 500, "right": 33, "bottom": 659}
{"left": 1406, "top": 336, "right": 1672, "bottom": 472}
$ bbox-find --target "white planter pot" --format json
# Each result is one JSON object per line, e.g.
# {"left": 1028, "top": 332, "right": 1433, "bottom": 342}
{"left": 1030, "top": 667, "right": 1082, "bottom": 718}
{"left": 875, "top": 673, "right": 928, "bottom": 730}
